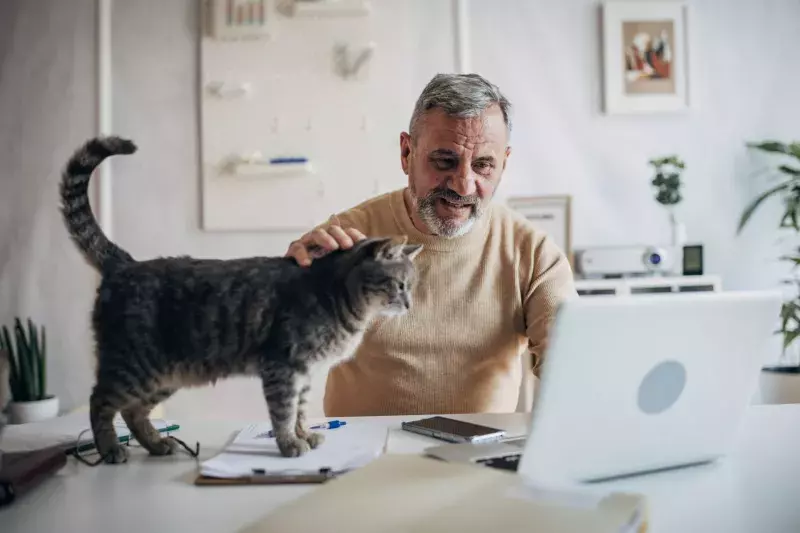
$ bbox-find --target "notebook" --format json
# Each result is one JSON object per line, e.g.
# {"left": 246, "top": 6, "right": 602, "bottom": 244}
{"left": 197, "top": 419, "right": 389, "bottom": 483}
{"left": 0, "top": 411, "right": 180, "bottom": 454}
{"left": 241, "top": 454, "right": 648, "bottom": 533}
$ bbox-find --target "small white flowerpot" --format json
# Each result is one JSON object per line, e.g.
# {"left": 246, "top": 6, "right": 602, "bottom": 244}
{"left": 757, "top": 367, "right": 800, "bottom": 405}
{"left": 9, "top": 396, "right": 60, "bottom": 424}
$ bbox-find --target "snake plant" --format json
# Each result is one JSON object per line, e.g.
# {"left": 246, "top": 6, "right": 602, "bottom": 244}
{"left": 0, "top": 318, "right": 48, "bottom": 402}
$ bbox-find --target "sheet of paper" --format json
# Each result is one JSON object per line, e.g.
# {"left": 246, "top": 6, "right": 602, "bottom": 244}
{"left": 199, "top": 419, "right": 389, "bottom": 478}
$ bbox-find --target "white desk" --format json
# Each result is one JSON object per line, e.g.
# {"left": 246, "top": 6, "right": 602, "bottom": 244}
{"left": 2, "top": 405, "right": 800, "bottom": 533}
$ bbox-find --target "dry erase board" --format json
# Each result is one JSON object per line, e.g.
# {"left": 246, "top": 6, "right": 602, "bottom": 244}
{"left": 199, "top": 0, "right": 456, "bottom": 231}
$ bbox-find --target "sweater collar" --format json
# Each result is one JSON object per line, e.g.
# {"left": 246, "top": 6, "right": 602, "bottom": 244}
{"left": 389, "top": 188, "right": 492, "bottom": 252}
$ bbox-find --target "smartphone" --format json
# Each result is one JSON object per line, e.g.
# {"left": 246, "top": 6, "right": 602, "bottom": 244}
{"left": 400, "top": 416, "right": 506, "bottom": 444}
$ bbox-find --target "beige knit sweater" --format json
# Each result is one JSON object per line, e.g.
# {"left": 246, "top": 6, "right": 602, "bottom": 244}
{"left": 321, "top": 189, "right": 577, "bottom": 416}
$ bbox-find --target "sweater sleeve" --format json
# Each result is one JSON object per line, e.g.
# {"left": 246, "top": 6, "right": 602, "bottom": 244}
{"left": 317, "top": 203, "right": 374, "bottom": 236}
{"left": 522, "top": 234, "right": 578, "bottom": 377}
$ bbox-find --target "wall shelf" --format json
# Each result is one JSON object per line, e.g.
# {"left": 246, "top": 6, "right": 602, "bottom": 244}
{"left": 575, "top": 275, "right": 722, "bottom": 297}
{"left": 290, "top": 0, "right": 371, "bottom": 17}
{"left": 233, "top": 161, "right": 315, "bottom": 177}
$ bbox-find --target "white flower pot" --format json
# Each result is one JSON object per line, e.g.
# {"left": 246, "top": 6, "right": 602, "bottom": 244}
{"left": 757, "top": 367, "right": 800, "bottom": 404}
{"left": 9, "top": 396, "right": 60, "bottom": 424}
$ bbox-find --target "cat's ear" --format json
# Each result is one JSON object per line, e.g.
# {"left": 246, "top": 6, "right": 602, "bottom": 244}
{"left": 403, "top": 244, "right": 423, "bottom": 261}
{"left": 360, "top": 237, "right": 395, "bottom": 259}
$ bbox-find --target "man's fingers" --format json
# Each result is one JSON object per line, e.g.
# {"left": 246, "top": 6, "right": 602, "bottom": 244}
{"left": 287, "top": 240, "right": 312, "bottom": 266}
{"left": 344, "top": 228, "right": 367, "bottom": 242}
{"left": 287, "top": 225, "right": 366, "bottom": 268}
{"left": 328, "top": 225, "right": 354, "bottom": 249}
{"left": 310, "top": 227, "right": 340, "bottom": 250}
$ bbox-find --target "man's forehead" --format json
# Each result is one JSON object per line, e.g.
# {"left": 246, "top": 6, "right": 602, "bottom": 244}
{"left": 416, "top": 106, "right": 507, "bottom": 150}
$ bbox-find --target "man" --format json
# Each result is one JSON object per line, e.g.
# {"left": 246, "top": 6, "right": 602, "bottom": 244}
{"left": 286, "top": 73, "right": 577, "bottom": 416}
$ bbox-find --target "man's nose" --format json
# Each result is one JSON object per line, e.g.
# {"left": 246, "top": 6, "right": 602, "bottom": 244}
{"left": 448, "top": 164, "right": 477, "bottom": 197}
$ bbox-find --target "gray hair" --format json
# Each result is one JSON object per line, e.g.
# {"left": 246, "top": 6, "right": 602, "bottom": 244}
{"left": 409, "top": 73, "right": 512, "bottom": 138}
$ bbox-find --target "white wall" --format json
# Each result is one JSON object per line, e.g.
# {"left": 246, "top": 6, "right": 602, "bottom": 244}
{"left": 0, "top": 0, "right": 99, "bottom": 412}
{"left": 470, "top": 0, "right": 800, "bottom": 293}
{"left": 2, "top": 0, "right": 798, "bottom": 419}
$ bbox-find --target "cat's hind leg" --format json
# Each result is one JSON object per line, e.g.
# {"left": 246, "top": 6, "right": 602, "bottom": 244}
{"left": 120, "top": 388, "right": 177, "bottom": 456}
{"left": 261, "top": 369, "right": 308, "bottom": 457}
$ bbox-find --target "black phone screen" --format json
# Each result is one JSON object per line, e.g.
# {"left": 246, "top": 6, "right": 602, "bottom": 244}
{"left": 407, "top": 416, "right": 503, "bottom": 437}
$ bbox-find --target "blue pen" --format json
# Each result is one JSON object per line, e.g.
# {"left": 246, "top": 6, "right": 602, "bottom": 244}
{"left": 258, "top": 420, "right": 347, "bottom": 439}
{"left": 269, "top": 157, "right": 308, "bottom": 164}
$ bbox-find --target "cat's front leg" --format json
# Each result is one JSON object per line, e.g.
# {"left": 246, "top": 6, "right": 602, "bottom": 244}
{"left": 295, "top": 376, "right": 324, "bottom": 449}
{"left": 261, "top": 370, "right": 309, "bottom": 457}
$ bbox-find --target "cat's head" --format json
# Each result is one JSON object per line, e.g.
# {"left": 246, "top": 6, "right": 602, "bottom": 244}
{"left": 344, "top": 237, "right": 423, "bottom": 317}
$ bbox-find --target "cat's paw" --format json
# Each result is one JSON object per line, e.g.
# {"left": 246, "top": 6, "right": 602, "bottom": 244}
{"left": 148, "top": 437, "right": 180, "bottom": 456}
{"left": 304, "top": 431, "right": 325, "bottom": 449}
{"left": 101, "top": 443, "right": 129, "bottom": 464}
{"left": 276, "top": 435, "right": 311, "bottom": 457}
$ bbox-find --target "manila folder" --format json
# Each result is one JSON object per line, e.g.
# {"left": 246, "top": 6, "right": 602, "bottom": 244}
{"left": 241, "top": 454, "right": 647, "bottom": 533}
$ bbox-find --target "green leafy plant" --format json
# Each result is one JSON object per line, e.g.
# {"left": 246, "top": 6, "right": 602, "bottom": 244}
{"left": 737, "top": 140, "right": 800, "bottom": 362}
{"left": 737, "top": 141, "right": 800, "bottom": 233}
{"left": 649, "top": 155, "right": 685, "bottom": 206}
{"left": 0, "top": 318, "right": 48, "bottom": 402}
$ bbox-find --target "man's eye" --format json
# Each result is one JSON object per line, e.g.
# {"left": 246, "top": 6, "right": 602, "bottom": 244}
{"left": 473, "top": 161, "right": 494, "bottom": 172}
{"left": 433, "top": 158, "right": 457, "bottom": 171}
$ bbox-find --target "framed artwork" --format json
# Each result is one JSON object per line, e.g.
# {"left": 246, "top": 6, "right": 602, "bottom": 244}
{"left": 506, "top": 195, "right": 572, "bottom": 261}
{"left": 601, "top": 1, "right": 689, "bottom": 114}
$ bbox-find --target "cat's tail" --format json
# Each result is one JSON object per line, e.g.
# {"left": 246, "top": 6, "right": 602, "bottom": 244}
{"left": 60, "top": 136, "right": 136, "bottom": 272}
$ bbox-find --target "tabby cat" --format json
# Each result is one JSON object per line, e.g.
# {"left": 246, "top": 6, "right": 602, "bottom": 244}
{"left": 59, "top": 136, "right": 422, "bottom": 464}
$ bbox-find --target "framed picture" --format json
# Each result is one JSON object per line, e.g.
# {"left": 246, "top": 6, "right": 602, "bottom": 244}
{"left": 506, "top": 195, "right": 572, "bottom": 261}
{"left": 601, "top": 1, "right": 689, "bottom": 114}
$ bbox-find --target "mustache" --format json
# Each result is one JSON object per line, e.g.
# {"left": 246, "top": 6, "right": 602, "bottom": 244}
{"left": 425, "top": 187, "right": 480, "bottom": 206}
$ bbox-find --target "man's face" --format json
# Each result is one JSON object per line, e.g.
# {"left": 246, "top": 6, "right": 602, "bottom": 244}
{"left": 400, "top": 104, "right": 511, "bottom": 237}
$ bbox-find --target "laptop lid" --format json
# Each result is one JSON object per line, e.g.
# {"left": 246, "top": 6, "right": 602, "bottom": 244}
{"left": 517, "top": 290, "right": 782, "bottom": 484}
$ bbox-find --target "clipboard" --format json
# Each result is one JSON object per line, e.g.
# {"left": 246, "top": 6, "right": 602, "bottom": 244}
{"left": 194, "top": 467, "right": 338, "bottom": 486}
{"left": 194, "top": 421, "right": 388, "bottom": 486}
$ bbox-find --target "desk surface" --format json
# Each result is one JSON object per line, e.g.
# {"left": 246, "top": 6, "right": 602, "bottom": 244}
{"left": 2, "top": 405, "right": 800, "bottom": 533}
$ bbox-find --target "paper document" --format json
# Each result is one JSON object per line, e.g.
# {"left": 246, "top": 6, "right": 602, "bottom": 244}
{"left": 199, "top": 419, "right": 388, "bottom": 479}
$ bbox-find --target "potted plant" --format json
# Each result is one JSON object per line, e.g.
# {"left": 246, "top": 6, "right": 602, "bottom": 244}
{"left": 737, "top": 140, "right": 800, "bottom": 403}
{"left": 0, "top": 318, "right": 59, "bottom": 423}
{"left": 649, "top": 155, "right": 687, "bottom": 249}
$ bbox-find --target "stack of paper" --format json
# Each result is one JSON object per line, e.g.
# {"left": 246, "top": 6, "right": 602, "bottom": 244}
{"left": 199, "top": 420, "right": 389, "bottom": 479}
{"left": 241, "top": 454, "right": 648, "bottom": 533}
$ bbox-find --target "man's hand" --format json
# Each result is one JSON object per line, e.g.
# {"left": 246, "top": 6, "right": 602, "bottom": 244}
{"left": 285, "top": 225, "right": 367, "bottom": 267}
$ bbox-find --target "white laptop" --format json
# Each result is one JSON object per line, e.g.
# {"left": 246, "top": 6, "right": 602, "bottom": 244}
{"left": 424, "top": 290, "right": 782, "bottom": 484}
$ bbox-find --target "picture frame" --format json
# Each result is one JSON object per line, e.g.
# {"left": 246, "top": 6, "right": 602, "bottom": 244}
{"left": 601, "top": 1, "right": 689, "bottom": 114}
{"left": 506, "top": 195, "right": 573, "bottom": 262}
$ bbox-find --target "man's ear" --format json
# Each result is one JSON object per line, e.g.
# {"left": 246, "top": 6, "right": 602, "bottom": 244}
{"left": 400, "top": 132, "right": 412, "bottom": 175}
{"left": 502, "top": 145, "right": 512, "bottom": 172}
